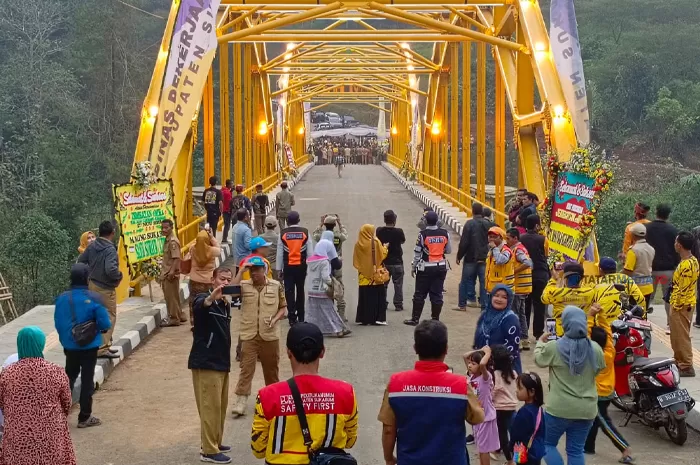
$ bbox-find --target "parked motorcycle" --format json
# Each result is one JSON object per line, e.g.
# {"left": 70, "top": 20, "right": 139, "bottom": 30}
{"left": 611, "top": 319, "right": 695, "bottom": 445}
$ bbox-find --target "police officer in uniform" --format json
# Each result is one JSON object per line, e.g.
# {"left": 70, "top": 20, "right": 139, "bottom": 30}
{"left": 275, "top": 211, "right": 310, "bottom": 324}
{"left": 404, "top": 211, "right": 451, "bottom": 326}
{"left": 312, "top": 214, "right": 349, "bottom": 321}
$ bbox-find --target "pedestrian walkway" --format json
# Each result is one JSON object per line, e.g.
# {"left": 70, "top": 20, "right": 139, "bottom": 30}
{"left": 66, "top": 165, "right": 699, "bottom": 465}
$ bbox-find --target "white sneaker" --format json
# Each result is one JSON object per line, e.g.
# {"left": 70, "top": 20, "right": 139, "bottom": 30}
{"left": 375, "top": 321, "right": 388, "bottom": 326}
{"left": 666, "top": 326, "right": 671, "bottom": 335}
{"left": 231, "top": 395, "right": 248, "bottom": 417}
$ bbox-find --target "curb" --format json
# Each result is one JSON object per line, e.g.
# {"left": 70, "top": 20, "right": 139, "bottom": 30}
{"left": 382, "top": 162, "right": 464, "bottom": 235}
{"left": 383, "top": 162, "right": 700, "bottom": 433}
{"left": 74, "top": 163, "right": 316, "bottom": 402}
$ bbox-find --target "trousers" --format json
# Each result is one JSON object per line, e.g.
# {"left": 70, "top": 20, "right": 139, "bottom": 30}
{"left": 458, "top": 261, "right": 486, "bottom": 309}
{"left": 652, "top": 270, "right": 674, "bottom": 325}
{"left": 544, "top": 412, "right": 593, "bottom": 465}
{"left": 496, "top": 410, "right": 514, "bottom": 461}
{"left": 513, "top": 294, "right": 529, "bottom": 339}
{"left": 412, "top": 267, "right": 447, "bottom": 320}
{"left": 64, "top": 348, "right": 98, "bottom": 423}
{"left": 284, "top": 265, "right": 307, "bottom": 323}
{"left": 235, "top": 335, "right": 280, "bottom": 396}
{"left": 384, "top": 263, "right": 405, "bottom": 309}
{"left": 584, "top": 399, "right": 629, "bottom": 454}
{"left": 669, "top": 305, "right": 694, "bottom": 370}
{"left": 192, "top": 369, "right": 229, "bottom": 455}
{"left": 221, "top": 212, "right": 232, "bottom": 243}
{"left": 526, "top": 280, "right": 547, "bottom": 338}
{"left": 333, "top": 268, "right": 347, "bottom": 321}
{"left": 162, "top": 277, "right": 185, "bottom": 324}
{"left": 277, "top": 215, "right": 288, "bottom": 229}
{"left": 254, "top": 214, "right": 266, "bottom": 234}
{"left": 206, "top": 212, "right": 221, "bottom": 231}
{"left": 88, "top": 283, "right": 117, "bottom": 355}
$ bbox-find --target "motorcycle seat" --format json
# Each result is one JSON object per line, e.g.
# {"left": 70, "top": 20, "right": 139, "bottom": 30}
{"left": 631, "top": 357, "right": 674, "bottom": 371}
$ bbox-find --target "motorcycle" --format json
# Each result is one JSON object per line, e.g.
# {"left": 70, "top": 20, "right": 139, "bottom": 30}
{"left": 611, "top": 319, "right": 695, "bottom": 445}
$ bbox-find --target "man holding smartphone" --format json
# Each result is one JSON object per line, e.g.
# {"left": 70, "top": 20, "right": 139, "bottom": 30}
{"left": 231, "top": 257, "right": 288, "bottom": 417}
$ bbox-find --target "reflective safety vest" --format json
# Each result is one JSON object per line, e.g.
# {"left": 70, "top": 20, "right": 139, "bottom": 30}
{"left": 280, "top": 226, "right": 309, "bottom": 267}
{"left": 417, "top": 228, "right": 449, "bottom": 267}
{"left": 485, "top": 245, "right": 515, "bottom": 292}
{"left": 512, "top": 243, "right": 533, "bottom": 295}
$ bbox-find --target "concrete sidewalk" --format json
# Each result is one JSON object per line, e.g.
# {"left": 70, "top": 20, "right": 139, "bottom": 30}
{"left": 383, "top": 161, "right": 700, "bottom": 431}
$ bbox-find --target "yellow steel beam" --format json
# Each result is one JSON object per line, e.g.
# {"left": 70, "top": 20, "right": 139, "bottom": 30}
{"left": 362, "top": 101, "right": 392, "bottom": 112}
{"left": 218, "top": 2, "right": 343, "bottom": 42}
{"left": 288, "top": 84, "right": 345, "bottom": 104}
{"left": 233, "top": 37, "right": 243, "bottom": 185}
{"left": 271, "top": 75, "right": 326, "bottom": 97}
{"left": 203, "top": 67, "right": 215, "bottom": 184}
{"left": 374, "top": 75, "right": 428, "bottom": 97}
{"left": 368, "top": 2, "right": 525, "bottom": 51}
{"left": 221, "top": 1, "right": 506, "bottom": 7}
{"left": 476, "top": 40, "right": 486, "bottom": 202}
{"left": 269, "top": 62, "right": 432, "bottom": 69}
{"left": 219, "top": 6, "right": 261, "bottom": 31}
{"left": 219, "top": 42, "right": 231, "bottom": 181}
{"left": 461, "top": 38, "right": 471, "bottom": 208}
{"left": 263, "top": 43, "right": 326, "bottom": 71}
{"left": 449, "top": 42, "right": 458, "bottom": 201}
{"left": 354, "top": 83, "right": 408, "bottom": 102}
{"left": 494, "top": 68, "right": 506, "bottom": 227}
{"left": 444, "top": 6, "right": 488, "bottom": 31}
{"left": 307, "top": 102, "right": 333, "bottom": 112}
{"left": 268, "top": 69, "right": 434, "bottom": 75}
{"left": 239, "top": 34, "right": 469, "bottom": 42}
{"left": 373, "top": 42, "right": 440, "bottom": 70}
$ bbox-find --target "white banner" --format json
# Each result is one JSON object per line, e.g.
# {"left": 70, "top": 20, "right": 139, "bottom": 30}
{"left": 410, "top": 88, "right": 421, "bottom": 167}
{"left": 377, "top": 98, "right": 387, "bottom": 144}
{"left": 303, "top": 102, "right": 312, "bottom": 151}
{"left": 550, "top": 0, "right": 590, "bottom": 145}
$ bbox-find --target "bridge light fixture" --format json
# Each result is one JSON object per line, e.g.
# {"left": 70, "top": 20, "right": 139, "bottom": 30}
{"left": 534, "top": 42, "right": 549, "bottom": 60}
{"left": 286, "top": 43, "right": 296, "bottom": 51}
{"left": 298, "top": 126, "right": 305, "bottom": 135}
{"left": 391, "top": 126, "right": 398, "bottom": 135}
{"left": 553, "top": 104, "right": 566, "bottom": 120}
{"left": 400, "top": 43, "right": 410, "bottom": 50}
{"left": 431, "top": 122, "right": 441, "bottom": 136}
{"left": 258, "top": 121, "right": 269, "bottom": 136}
{"left": 284, "top": 53, "right": 293, "bottom": 60}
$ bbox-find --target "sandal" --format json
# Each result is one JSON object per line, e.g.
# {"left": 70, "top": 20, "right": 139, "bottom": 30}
{"left": 77, "top": 416, "right": 102, "bottom": 428}
{"left": 619, "top": 456, "right": 635, "bottom": 464}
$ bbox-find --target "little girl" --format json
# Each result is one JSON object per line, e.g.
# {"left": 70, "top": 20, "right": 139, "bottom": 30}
{"left": 464, "top": 346, "right": 499, "bottom": 465}
{"left": 492, "top": 344, "right": 518, "bottom": 465}
{"left": 509, "top": 372, "right": 545, "bottom": 465}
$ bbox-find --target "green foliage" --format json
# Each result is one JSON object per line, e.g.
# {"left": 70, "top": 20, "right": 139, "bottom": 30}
{"left": 0, "top": 210, "right": 71, "bottom": 311}
{"left": 596, "top": 175, "right": 700, "bottom": 258}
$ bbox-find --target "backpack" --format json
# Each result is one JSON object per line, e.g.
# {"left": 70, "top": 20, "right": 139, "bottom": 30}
{"left": 231, "top": 194, "right": 246, "bottom": 213}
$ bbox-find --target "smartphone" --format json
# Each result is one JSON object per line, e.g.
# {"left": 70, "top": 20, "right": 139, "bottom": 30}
{"left": 204, "top": 223, "right": 211, "bottom": 231}
{"left": 222, "top": 285, "right": 241, "bottom": 295}
{"left": 545, "top": 318, "right": 557, "bottom": 340}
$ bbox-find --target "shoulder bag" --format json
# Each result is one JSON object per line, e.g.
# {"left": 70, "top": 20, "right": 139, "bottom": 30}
{"left": 370, "top": 239, "right": 390, "bottom": 284}
{"left": 512, "top": 406, "right": 543, "bottom": 464}
{"left": 69, "top": 293, "right": 98, "bottom": 347}
{"left": 287, "top": 378, "right": 357, "bottom": 465}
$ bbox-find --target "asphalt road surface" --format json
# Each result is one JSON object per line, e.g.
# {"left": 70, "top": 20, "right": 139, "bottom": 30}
{"left": 71, "top": 165, "right": 700, "bottom": 464}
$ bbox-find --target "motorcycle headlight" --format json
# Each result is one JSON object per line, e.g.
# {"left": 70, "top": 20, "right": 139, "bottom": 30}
{"left": 671, "top": 364, "right": 680, "bottom": 385}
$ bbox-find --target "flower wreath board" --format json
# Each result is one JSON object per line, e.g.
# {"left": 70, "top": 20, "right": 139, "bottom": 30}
{"left": 540, "top": 146, "right": 614, "bottom": 263}
{"left": 113, "top": 161, "right": 177, "bottom": 275}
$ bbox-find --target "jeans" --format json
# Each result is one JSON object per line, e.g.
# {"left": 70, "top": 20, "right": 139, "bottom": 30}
{"left": 384, "top": 263, "right": 404, "bottom": 309}
{"left": 64, "top": 348, "right": 98, "bottom": 423}
{"left": 284, "top": 265, "right": 307, "bottom": 323}
{"left": 206, "top": 212, "right": 220, "bottom": 231}
{"left": 458, "top": 261, "right": 486, "bottom": 309}
{"left": 544, "top": 412, "right": 593, "bottom": 465}
{"left": 222, "top": 212, "right": 232, "bottom": 242}
{"left": 526, "top": 280, "right": 547, "bottom": 338}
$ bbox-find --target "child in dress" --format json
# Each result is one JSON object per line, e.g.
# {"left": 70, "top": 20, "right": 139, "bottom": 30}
{"left": 464, "top": 345, "right": 499, "bottom": 465}
{"left": 492, "top": 344, "right": 518, "bottom": 465}
{"left": 509, "top": 372, "right": 545, "bottom": 465}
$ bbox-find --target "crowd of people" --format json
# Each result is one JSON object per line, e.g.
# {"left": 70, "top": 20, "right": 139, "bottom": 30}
{"left": 2, "top": 170, "right": 700, "bottom": 465}
{"left": 312, "top": 138, "right": 385, "bottom": 167}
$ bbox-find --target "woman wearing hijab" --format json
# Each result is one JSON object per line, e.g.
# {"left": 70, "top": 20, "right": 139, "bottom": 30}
{"left": 353, "top": 224, "right": 389, "bottom": 325}
{"left": 78, "top": 231, "right": 96, "bottom": 254}
{"left": 534, "top": 306, "right": 605, "bottom": 465}
{"left": 305, "top": 233, "right": 350, "bottom": 337}
{"left": 0, "top": 327, "right": 76, "bottom": 465}
{"left": 473, "top": 284, "right": 522, "bottom": 373}
{"left": 187, "top": 228, "right": 221, "bottom": 327}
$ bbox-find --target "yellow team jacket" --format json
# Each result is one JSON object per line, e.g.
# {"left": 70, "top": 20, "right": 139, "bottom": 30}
{"left": 541, "top": 279, "right": 596, "bottom": 336}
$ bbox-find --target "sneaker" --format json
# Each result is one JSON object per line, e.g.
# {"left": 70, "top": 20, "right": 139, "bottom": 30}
{"left": 77, "top": 416, "right": 102, "bottom": 428}
{"left": 520, "top": 339, "right": 530, "bottom": 351}
{"left": 231, "top": 395, "right": 248, "bottom": 416}
{"left": 375, "top": 321, "right": 388, "bottom": 326}
{"left": 218, "top": 445, "right": 232, "bottom": 453}
{"left": 403, "top": 319, "right": 419, "bottom": 326}
{"left": 97, "top": 352, "right": 120, "bottom": 359}
{"left": 394, "top": 306, "right": 404, "bottom": 312}
{"left": 694, "top": 323, "right": 700, "bottom": 329}
{"left": 200, "top": 453, "right": 232, "bottom": 464}
{"left": 453, "top": 306, "right": 467, "bottom": 312}
{"left": 679, "top": 368, "right": 696, "bottom": 378}
{"left": 666, "top": 326, "right": 671, "bottom": 335}
{"left": 466, "top": 300, "right": 479, "bottom": 308}
{"left": 466, "top": 434, "right": 475, "bottom": 445}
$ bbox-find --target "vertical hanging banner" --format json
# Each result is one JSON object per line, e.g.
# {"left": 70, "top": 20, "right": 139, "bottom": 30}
{"left": 285, "top": 145, "right": 296, "bottom": 170}
{"left": 377, "top": 97, "right": 387, "bottom": 144}
{"left": 150, "top": 0, "right": 222, "bottom": 178}
{"left": 303, "top": 102, "right": 312, "bottom": 151}
{"left": 550, "top": 0, "right": 590, "bottom": 145}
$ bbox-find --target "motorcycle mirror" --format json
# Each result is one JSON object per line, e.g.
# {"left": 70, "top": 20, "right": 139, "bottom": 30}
{"left": 613, "top": 283, "right": 626, "bottom": 292}
{"left": 647, "top": 306, "right": 654, "bottom": 314}
{"left": 631, "top": 305, "right": 644, "bottom": 318}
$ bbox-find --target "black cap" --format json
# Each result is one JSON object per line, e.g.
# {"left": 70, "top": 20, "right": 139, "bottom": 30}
{"left": 287, "top": 211, "right": 300, "bottom": 224}
{"left": 562, "top": 261, "right": 584, "bottom": 277}
{"left": 70, "top": 263, "right": 90, "bottom": 286}
{"left": 425, "top": 211, "right": 439, "bottom": 226}
{"left": 286, "top": 322, "right": 324, "bottom": 360}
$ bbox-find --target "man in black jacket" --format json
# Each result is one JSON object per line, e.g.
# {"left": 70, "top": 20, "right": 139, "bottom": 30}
{"left": 646, "top": 203, "right": 679, "bottom": 332}
{"left": 455, "top": 203, "right": 494, "bottom": 311}
{"left": 78, "top": 221, "right": 122, "bottom": 359}
{"left": 520, "top": 214, "right": 550, "bottom": 339}
{"left": 189, "top": 266, "right": 234, "bottom": 464}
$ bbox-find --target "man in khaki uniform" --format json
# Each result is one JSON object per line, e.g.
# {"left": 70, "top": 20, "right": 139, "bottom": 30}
{"left": 275, "top": 181, "right": 295, "bottom": 229}
{"left": 78, "top": 220, "right": 122, "bottom": 359}
{"left": 261, "top": 216, "right": 280, "bottom": 281}
{"left": 160, "top": 219, "right": 186, "bottom": 327}
{"left": 230, "top": 256, "right": 287, "bottom": 416}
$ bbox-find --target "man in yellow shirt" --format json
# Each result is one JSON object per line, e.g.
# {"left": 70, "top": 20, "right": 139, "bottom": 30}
{"left": 620, "top": 202, "right": 650, "bottom": 258}
{"left": 669, "top": 232, "right": 700, "bottom": 377}
{"left": 623, "top": 223, "right": 655, "bottom": 308}
{"left": 541, "top": 262, "right": 596, "bottom": 336}
{"left": 595, "top": 257, "right": 647, "bottom": 323}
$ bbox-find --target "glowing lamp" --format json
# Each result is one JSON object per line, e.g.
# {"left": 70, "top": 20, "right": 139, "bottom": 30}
{"left": 409, "top": 76, "right": 416, "bottom": 87}
{"left": 553, "top": 105, "right": 565, "bottom": 119}
{"left": 148, "top": 105, "right": 159, "bottom": 118}
{"left": 400, "top": 43, "right": 410, "bottom": 50}
{"left": 407, "top": 64, "right": 414, "bottom": 72}
{"left": 431, "top": 122, "right": 441, "bottom": 136}
{"left": 391, "top": 126, "right": 398, "bottom": 135}
{"left": 298, "top": 126, "right": 305, "bottom": 135}
{"left": 258, "top": 122, "right": 269, "bottom": 136}
{"left": 286, "top": 43, "right": 296, "bottom": 51}
{"left": 284, "top": 53, "right": 293, "bottom": 60}
{"left": 158, "top": 49, "right": 168, "bottom": 60}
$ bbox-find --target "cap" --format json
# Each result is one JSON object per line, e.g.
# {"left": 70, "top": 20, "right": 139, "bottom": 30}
{"left": 235, "top": 184, "right": 244, "bottom": 193}
{"left": 264, "top": 215, "right": 278, "bottom": 227}
{"left": 562, "top": 261, "right": 584, "bottom": 277}
{"left": 324, "top": 215, "right": 337, "bottom": 225}
{"left": 423, "top": 206, "right": 433, "bottom": 212}
{"left": 245, "top": 255, "right": 266, "bottom": 267}
{"left": 249, "top": 236, "right": 272, "bottom": 250}
{"left": 599, "top": 257, "right": 617, "bottom": 272}
{"left": 286, "top": 322, "right": 324, "bottom": 356}
{"left": 425, "top": 211, "right": 439, "bottom": 225}
{"left": 629, "top": 222, "right": 647, "bottom": 237}
{"left": 488, "top": 226, "right": 506, "bottom": 238}
{"left": 287, "top": 211, "right": 300, "bottom": 224}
